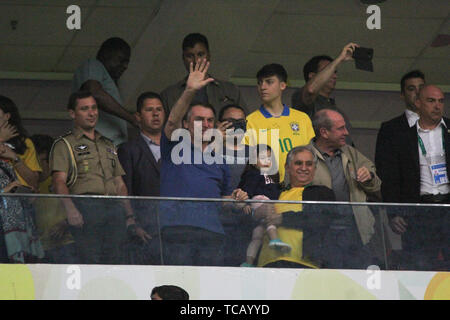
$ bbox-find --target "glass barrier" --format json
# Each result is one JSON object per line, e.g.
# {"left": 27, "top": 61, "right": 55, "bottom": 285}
{"left": 0, "top": 193, "right": 448, "bottom": 272}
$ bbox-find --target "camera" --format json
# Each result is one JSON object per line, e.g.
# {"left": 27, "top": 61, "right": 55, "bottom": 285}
{"left": 225, "top": 119, "right": 246, "bottom": 132}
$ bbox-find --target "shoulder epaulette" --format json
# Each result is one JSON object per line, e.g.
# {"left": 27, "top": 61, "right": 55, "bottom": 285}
{"left": 53, "top": 131, "right": 73, "bottom": 142}
{"left": 49, "top": 132, "right": 78, "bottom": 188}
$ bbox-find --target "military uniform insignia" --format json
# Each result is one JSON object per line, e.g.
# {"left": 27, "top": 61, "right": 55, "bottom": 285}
{"left": 106, "top": 147, "right": 117, "bottom": 155}
{"left": 74, "top": 144, "right": 89, "bottom": 152}
{"left": 82, "top": 159, "right": 89, "bottom": 172}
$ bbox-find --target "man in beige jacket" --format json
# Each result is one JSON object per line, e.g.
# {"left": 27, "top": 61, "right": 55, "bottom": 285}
{"left": 308, "top": 109, "right": 382, "bottom": 269}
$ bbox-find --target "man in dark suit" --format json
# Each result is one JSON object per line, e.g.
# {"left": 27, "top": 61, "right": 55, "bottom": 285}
{"left": 375, "top": 70, "right": 425, "bottom": 182}
{"left": 118, "top": 91, "right": 165, "bottom": 264}
{"left": 380, "top": 84, "right": 449, "bottom": 271}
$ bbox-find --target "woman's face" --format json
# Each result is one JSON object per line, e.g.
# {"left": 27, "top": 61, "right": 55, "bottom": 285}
{"left": 0, "top": 109, "right": 10, "bottom": 127}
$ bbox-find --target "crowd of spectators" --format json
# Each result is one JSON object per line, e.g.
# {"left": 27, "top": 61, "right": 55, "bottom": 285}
{"left": 0, "top": 34, "right": 447, "bottom": 271}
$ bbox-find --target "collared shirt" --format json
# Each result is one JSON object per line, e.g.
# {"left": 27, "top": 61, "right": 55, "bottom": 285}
{"left": 405, "top": 109, "right": 419, "bottom": 128}
{"left": 140, "top": 133, "right": 161, "bottom": 162}
{"left": 50, "top": 127, "right": 125, "bottom": 195}
{"left": 417, "top": 119, "right": 450, "bottom": 195}
{"left": 314, "top": 144, "right": 350, "bottom": 202}
{"left": 313, "top": 141, "right": 353, "bottom": 229}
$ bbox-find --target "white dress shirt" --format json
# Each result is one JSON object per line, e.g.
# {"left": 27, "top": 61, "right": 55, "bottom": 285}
{"left": 405, "top": 109, "right": 419, "bottom": 128}
{"left": 141, "top": 133, "right": 161, "bottom": 162}
{"left": 417, "top": 119, "right": 449, "bottom": 195}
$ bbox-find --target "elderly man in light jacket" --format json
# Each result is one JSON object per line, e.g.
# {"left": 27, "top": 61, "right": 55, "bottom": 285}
{"left": 308, "top": 109, "right": 382, "bottom": 269}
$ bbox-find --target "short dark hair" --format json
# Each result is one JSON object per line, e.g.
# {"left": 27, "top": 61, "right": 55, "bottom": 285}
{"left": 96, "top": 37, "right": 130, "bottom": 62}
{"left": 30, "top": 134, "right": 54, "bottom": 157}
{"left": 218, "top": 104, "right": 246, "bottom": 121}
{"left": 182, "top": 33, "right": 209, "bottom": 52}
{"left": 136, "top": 91, "right": 163, "bottom": 113}
{"left": 400, "top": 70, "right": 425, "bottom": 94}
{"left": 183, "top": 102, "right": 216, "bottom": 123}
{"left": 303, "top": 55, "right": 333, "bottom": 82}
{"left": 151, "top": 285, "right": 189, "bottom": 300}
{"left": 256, "top": 63, "right": 288, "bottom": 83}
{"left": 67, "top": 90, "right": 95, "bottom": 110}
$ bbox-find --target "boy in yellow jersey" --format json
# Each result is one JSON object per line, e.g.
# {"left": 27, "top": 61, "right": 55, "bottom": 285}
{"left": 244, "top": 64, "right": 315, "bottom": 181}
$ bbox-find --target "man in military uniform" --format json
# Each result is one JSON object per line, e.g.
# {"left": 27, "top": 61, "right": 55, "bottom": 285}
{"left": 50, "top": 90, "right": 149, "bottom": 264}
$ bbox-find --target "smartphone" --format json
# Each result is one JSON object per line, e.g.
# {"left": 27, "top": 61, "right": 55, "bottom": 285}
{"left": 229, "top": 119, "right": 246, "bottom": 132}
{"left": 352, "top": 47, "right": 373, "bottom": 60}
{"left": 352, "top": 47, "right": 374, "bottom": 71}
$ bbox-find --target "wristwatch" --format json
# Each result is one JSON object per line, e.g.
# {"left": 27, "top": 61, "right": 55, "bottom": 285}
{"left": 12, "top": 156, "right": 21, "bottom": 165}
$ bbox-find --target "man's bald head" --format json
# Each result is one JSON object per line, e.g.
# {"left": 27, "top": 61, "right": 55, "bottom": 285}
{"left": 312, "top": 109, "right": 349, "bottom": 148}
{"left": 417, "top": 85, "right": 444, "bottom": 99}
{"left": 415, "top": 84, "right": 445, "bottom": 128}
{"left": 312, "top": 109, "right": 344, "bottom": 137}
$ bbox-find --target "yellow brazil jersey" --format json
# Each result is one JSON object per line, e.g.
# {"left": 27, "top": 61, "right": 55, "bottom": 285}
{"left": 15, "top": 138, "right": 42, "bottom": 187}
{"left": 257, "top": 187, "right": 318, "bottom": 268}
{"left": 244, "top": 105, "right": 314, "bottom": 182}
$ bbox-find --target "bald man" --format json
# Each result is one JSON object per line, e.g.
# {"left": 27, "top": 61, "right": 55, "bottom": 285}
{"left": 381, "top": 85, "right": 449, "bottom": 271}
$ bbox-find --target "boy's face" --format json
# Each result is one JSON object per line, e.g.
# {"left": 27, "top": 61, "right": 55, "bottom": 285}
{"left": 257, "top": 75, "right": 286, "bottom": 104}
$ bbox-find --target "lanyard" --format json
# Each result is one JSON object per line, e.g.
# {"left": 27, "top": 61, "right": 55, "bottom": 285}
{"left": 417, "top": 125, "right": 445, "bottom": 156}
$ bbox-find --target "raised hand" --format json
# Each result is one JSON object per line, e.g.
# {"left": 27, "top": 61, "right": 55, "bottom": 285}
{"left": 186, "top": 58, "right": 214, "bottom": 92}
{"left": 0, "top": 122, "right": 18, "bottom": 143}
{"left": 338, "top": 42, "right": 359, "bottom": 62}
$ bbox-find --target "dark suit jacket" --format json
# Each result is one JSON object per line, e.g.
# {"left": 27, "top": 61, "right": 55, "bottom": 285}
{"left": 375, "top": 113, "right": 410, "bottom": 184}
{"left": 118, "top": 135, "right": 160, "bottom": 197}
{"left": 378, "top": 116, "right": 450, "bottom": 205}
{"left": 118, "top": 135, "right": 161, "bottom": 235}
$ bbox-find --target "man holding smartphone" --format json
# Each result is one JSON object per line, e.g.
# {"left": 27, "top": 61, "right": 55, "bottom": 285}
{"left": 291, "top": 43, "right": 359, "bottom": 146}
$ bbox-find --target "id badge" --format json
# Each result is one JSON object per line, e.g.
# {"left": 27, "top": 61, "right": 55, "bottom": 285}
{"left": 428, "top": 154, "right": 448, "bottom": 185}
{"left": 430, "top": 163, "right": 448, "bottom": 185}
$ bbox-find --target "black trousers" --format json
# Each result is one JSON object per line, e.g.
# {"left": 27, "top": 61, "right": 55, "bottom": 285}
{"left": 70, "top": 199, "right": 127, "bottom": 265}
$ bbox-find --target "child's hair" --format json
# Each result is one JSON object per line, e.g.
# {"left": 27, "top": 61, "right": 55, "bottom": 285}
{"left": 30, "top": 134, "right": 54, "bottom": 158}
{"left": 256, "top": 63, "right": 288, "bottom": 83}
{"left": 241, "top": 144, "right": 280, "bottom": 183}
{"left": 255, "top": 144, "right": 272, "bottom": 165}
